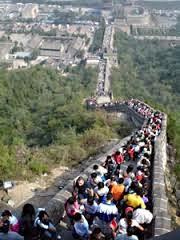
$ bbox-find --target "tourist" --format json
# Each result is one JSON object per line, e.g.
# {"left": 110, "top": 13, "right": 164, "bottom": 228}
{"left": 118, "top": 208, "right": 144, "bottom": 234}
{"left": 83, "top": 196, "right": 98, "bottom": 225}
{"left": 0, "top": 219, "right": 24, "bottom": 240}
{"left": 94, "top": 182, "right": 109, "bottom": 203}
{"left": 111, "top": 178, "right": 125, "bottom": 202}
{"left": 132, "top": 208, "right": 153, "bottom": 225}
{"left": 19, "top": 203, "right": 39, "bottom": 240}
{"left": 96, "top": 193, "right": 118, "bottom": 223}
{"left": 1, "top": 210, "right": 19, "bottom": 233}
{"left": 63, "top": 196, "right": 80, "bottom": 224}
{"left": 123, "top": 188, "right": 146, "bottom": 209}
{"left": 34, "top": 210, "right": 57, "bottom": 240}
{"left": 89, "top": 227, "right": 105, "bottom": 240}
{"left": 73, "top": 212, "right": 89, "bottom": 239}
{"left": 73, "top": 176, "right": 88, "bottom": 202}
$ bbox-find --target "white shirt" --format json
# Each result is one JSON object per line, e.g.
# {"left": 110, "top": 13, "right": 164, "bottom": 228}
{"left": 9, "top": 215, "right": 18, "bottom": 225}
{"left": 94, "top": 186, "right": 109, "bottom": 197}
{"left": 133, "top": 209, "right": 153, "bottom": 224}
{"left": 118, "top": 218, "right": 140, "bottom": 234}
{"left": 95, "top": 166, "right": 107, "bottom": 176}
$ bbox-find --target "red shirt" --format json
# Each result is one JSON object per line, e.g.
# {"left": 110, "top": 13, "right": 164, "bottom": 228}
{"left": 113, "top": 153, "right": 124, "bottom": 164}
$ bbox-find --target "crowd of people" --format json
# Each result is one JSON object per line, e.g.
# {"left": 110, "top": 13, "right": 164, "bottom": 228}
{"left": 96, "top": 61, "right": 106, "bottom": 97}
{"left": 0, "top": 100, "right": 163, "bottom": 240}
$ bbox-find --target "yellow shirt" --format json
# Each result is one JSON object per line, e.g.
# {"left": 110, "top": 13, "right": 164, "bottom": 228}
{"left": 124, "top": 193, "right": 146, "bottom": 209}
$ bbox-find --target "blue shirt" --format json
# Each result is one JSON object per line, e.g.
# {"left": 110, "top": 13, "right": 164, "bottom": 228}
{"left": 74, "top": 215, "right": 89, "bottom": 237}
{"left": 115, "top": 233, "right": 138, "bottom": 240}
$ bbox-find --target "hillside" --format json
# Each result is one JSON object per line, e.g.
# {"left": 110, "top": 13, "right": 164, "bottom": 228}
{"left": 112, "top": 32, "right": 180, "bottom": 179}
{"left": 0, "top": 65, "right": 132, "bottom": 179}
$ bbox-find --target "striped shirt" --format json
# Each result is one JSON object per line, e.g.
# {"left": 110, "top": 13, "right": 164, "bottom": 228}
{"left": 97, "top": 202, "right": 118, "bottom": 223}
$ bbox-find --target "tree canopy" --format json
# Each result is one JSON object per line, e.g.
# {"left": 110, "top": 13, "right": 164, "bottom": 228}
{"left": 0, "top": 65, "right": 132, "bottom": 179}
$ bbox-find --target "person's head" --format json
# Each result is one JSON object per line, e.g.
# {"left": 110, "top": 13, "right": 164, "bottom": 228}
{"left": 144, "top": 153, "right": 150, "bottom": 159}
{"left": 144, "top": 169, "right": 150, "bottom": 178}
{"left": 115, "top": 150, "right": 120, "bottom": 156}
{"left": 91, "top": 172, "right": 98, "bottom": 179}
{"left": 126, "top": 164, "right": 134, "bottom": 173}
{"left": 106, "top": 193, "right": 113, "bottom": 202}
{"left": 87, "top": 196, "right": 94, "bottom": 206}
{"left": 97, "top": 182, "right": 104, "bottom": 190}
{"left": 130, "top": 181, "right": 139, "bottom": 192}
{"left": 67, "top": 196, "right": 76, "bottom": 205}
{"left": 141, "top": 158, "right": 147, "bottom": 165}
{"left": 76, "top": 176, "right": 85, "bottom": 187}
{"left": 90, "top": 227, "right": 104, "bottom": 240}
{"left": 118, "top": 178, "right": 124, "bottom": 184}
{"left": 38, "top": 210, "right": 49, "bottom": 221}
{"left": 106, "top": 155, "right": 111, "bottom": 161}
{"left": 93, "top": 165, "right": 99, "bottom": 171}
{"left": 1, "top": 210, "right": 12, "bottom": 221}
{"left": 22, "top": 203, "right": 35, "bottom": 217}
{"left": 73, "top": 212, "right": 82, "bottom": 222}
{"left": 110, "top": 176, "right": 116, "bottom": 182}
{"left": 126, "top": 210, "right": 133, "bottom": 220}
{"left": 135, "top": 187, "right": 143, "bottom": 197}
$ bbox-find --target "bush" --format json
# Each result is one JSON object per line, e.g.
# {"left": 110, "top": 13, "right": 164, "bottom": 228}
{"left": 28, "top": 160, "right": 48, "bottom": 175}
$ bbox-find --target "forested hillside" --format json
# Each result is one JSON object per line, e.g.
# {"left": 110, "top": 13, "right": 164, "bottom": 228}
{"left": 112, "top": 32, "right": 180, "bottom": 179}
{"left": 0, "top": 65, "right": 132, "bottom": 179}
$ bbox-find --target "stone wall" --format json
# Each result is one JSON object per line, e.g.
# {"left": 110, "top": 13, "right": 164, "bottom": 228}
{"left": 152, "top": 114, "right": 171, "bottom": 236}
{"left": 45, "top": 103, "right": 171, "bottom": 236}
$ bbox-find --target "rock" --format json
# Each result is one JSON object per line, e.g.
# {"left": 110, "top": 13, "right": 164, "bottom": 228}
{"left": 8, "top": 200, "right": 15, "bottom": 207}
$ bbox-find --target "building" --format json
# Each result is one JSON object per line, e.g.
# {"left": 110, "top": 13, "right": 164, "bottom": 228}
{"left": 86, "top": 57, "right": 100, "bottom": 66}
{"left": 40, "top": 40, "right": 62, "bottom": 58}
{"left": 14, "top": 51, "right": 32, "bottom": 59}
{"left": 114, "top": 19, "right": 131, "bottom": 34}
{"left": 0, "top": 42, "right": 13, "bottom": 60}
{"left": 22, "top": 4, "right": 39, "bottom": 19}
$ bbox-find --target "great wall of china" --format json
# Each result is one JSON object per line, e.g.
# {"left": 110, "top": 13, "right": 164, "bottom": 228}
{"left": 44, "top": 24, "right": 172, "bottom": 238}
{"left": 44, "top": 100, "right": 171, "bottom": 237}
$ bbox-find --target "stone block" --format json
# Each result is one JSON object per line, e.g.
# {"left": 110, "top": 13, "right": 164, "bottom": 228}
{"left": 154, "top": 228, "right": 171, "bottom": 236}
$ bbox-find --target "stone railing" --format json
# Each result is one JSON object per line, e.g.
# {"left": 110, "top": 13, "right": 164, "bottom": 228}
{"left": 45, "top": 101, "right": 171, "bottom": 237}
{"left": 152, "top": 114, "right": 171, "bottom": 236}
